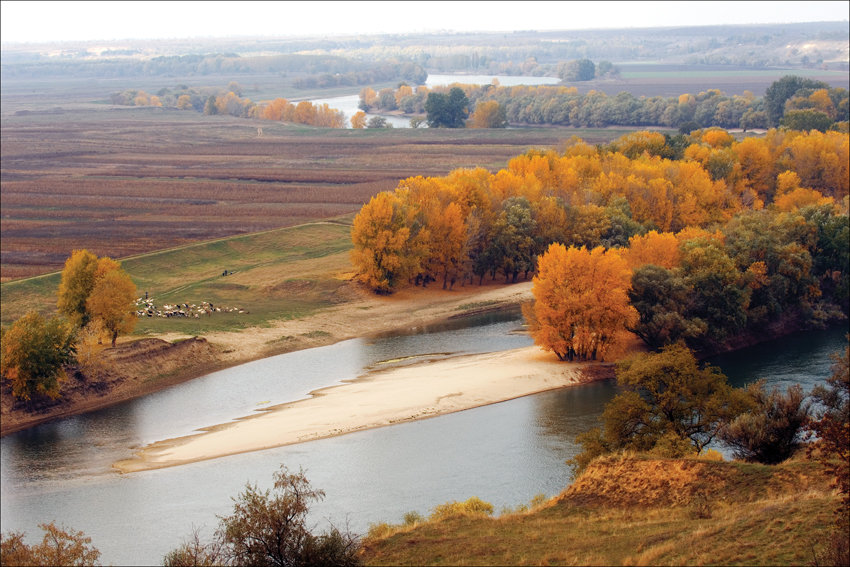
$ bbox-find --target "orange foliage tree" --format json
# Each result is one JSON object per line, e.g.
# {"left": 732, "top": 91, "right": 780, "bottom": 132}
{"left": 526, "top": 243, "right": 637, "bottom": 361}
{"left": 350, "top": 192, "right": 419, "bottom": 294}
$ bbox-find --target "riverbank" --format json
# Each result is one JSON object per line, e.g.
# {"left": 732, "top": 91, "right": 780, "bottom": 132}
{"left": 1, "top": 281, "right": 538, "bottom": 436}
{"left": 113, "top": 345, "right": 595, "bottom": 473}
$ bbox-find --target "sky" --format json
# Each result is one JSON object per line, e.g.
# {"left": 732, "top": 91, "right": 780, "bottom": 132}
{"left": 1, "top": 0, "right": 848, "bottom": 44}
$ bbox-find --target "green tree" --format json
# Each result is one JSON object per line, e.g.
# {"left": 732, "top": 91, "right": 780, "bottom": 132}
{"left": 1, "top": 312, "right": 76, "bottom": 401}
{"left": 559, "top": 59, "right": 596, "bottom": 81}
{"left": 572, "top": 344, "right": 747, "bottom": 472}
{"left": 629, "top": 264, "right": 706, "bottom": 350}
{"left": 425, "top": 87, "right": 468, "bottom": 128}
{"left": 0, "top": 522, "right": 101, "bottom": 566}
{"left": 764, "top": 75, "right": 830, "bottom": 127}
{"left": 780, "top": 108, "right": 834, "bottom": 132}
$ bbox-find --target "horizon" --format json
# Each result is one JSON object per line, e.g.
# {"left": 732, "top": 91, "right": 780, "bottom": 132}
{"left": 1, "top": 1, "right": 848, "bottom": 45}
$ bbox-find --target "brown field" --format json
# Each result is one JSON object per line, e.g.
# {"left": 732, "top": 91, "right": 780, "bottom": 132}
{"left": 1, "top": 107, "right": 618, "bottom": 281}
{"left": 4, "top": 64, "right": 846, "bottom": 281}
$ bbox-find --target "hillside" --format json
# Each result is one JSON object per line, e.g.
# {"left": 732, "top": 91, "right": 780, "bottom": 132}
{"left": 360, "top": 453, "right": 841, "bottom": 566}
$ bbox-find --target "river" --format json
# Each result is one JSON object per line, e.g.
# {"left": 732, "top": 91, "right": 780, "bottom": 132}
{"left": 0, "top": 312, "right": 845, "bottom": 565}
{"left": 311, "top": 73, "right": 562, "bottom": 128}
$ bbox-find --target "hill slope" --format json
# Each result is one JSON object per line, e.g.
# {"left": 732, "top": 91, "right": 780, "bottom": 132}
{"left": 360, "top": 454, "right": 841, "bottom": 566}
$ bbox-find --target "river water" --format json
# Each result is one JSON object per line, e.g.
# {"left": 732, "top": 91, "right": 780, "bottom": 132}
{"left": 0, "top": 310, "right": 845, "bottom": 566}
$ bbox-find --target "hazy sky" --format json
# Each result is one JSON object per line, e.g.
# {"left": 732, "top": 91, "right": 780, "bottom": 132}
{"left": 1, "top": 1, "right": 848, "bottom": 44}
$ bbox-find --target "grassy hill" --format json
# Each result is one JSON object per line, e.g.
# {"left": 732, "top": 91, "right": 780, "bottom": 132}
{"left": 360, "top": 453, "right": 842, "bottom": 566}
{"left": 0, "top": 215, "right": 356, "bottom": 332}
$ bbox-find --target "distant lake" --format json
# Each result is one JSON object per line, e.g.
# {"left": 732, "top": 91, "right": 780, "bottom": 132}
{"left": 311, "top": 73, "right": 561, "bottom": 128}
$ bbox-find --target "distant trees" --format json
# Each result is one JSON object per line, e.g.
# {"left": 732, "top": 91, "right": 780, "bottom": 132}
{"left": 559, "top": 58, "right": 596, "bottom": 81}
{"left": 764, "top": 75, "right": 831, "bottom": 127}
{"left": 467, "top": 101, "right": 507, "bottom": 128}
{"left": 369, "top": 76, "right": 847, "bottom": 130}
{"left": 425, "top": 87, "right": 469, "bottom": 128}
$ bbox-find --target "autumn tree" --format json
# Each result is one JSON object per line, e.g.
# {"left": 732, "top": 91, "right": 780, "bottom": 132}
{"left": 571, "top": 344, "right": 747, "bottom": 473}
{"left": 57, "top": 250, "right": 137, "bottom": 343}
{"left": 351, "top": 191, "right": 417, "bottom": 294}
{"left": 0, "top": 522, "right": 101, "bottom": 566}
{"left": 350, "top": 110, "right": 367, "bottom": 129}
{"left": 468, "top": 101, "right": 507, "bottom": 128}
{"left": 1, "top": 312, "right": 76, "bottom": 401}
{"left": 624, "top": 230, "right": 680, "bottom": 270}
{"left": 526, "top": 243, "right": 637, "bottom": 362}
{"left": 86, "top": 268, "right": 137, "bottom": 347}
{"left": 57, "top": 249, "right": 100, "bottom": 327}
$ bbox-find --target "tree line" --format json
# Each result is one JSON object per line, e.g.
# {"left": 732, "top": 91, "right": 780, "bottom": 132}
{"left": 111, "top": 83, "right": 348, "bottom": 128}
{"left": 362, "top": 75, "right": 849, "bottom": 131}
{"left": 350, "top": 127, "right": 848, "bottom": 356}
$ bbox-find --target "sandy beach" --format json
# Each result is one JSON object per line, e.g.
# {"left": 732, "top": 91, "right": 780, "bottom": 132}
{"left": 113, "top": 344, "right": 590, "bottom": 473}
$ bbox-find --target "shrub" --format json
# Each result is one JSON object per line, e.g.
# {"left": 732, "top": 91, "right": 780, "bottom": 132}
{"left": 429, "top": 497, "right": 494, "bottom": 521}
{"left": 719, "top": 380, "right": 811, "bottom": 464}
{"left": 0, "top": 522, "right": 101, "bottom": 566}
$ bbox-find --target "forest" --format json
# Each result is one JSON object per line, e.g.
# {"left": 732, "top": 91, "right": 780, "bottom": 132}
{"left": 350, "top": 127, "right": 849, "bottom": 356}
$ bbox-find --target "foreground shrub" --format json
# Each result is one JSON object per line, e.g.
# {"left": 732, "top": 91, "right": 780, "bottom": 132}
{"left": 0, "top": 522, "right": 101, "bottom": 566}
{"left": 429, "top": 497, "right": 494, "bottom": 521}
{"left": 164, "top": 465, "right": 360, "bottom": 566}
{"left": 719, "top": 380, "right": 811, "bottom": 464}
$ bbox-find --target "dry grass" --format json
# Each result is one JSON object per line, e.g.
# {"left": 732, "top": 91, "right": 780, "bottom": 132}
{"left": 360, "top": 454, "right": 841, "bottom": 566}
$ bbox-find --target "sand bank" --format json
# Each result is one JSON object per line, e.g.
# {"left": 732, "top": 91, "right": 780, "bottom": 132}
{"left": 113, "top": 345, "right": 588, "bottom": 473}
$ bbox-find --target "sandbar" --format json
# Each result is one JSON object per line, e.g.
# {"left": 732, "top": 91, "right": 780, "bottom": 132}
{"left": 113, "top": 345, "right": 589, "bottom": 473}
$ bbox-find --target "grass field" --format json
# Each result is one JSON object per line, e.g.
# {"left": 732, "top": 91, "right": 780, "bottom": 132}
{"left": 0, "top": 215, "right": 356, "bottom": 332}
{"left": 360, "top": 454, "right": 842, "bottom": 566}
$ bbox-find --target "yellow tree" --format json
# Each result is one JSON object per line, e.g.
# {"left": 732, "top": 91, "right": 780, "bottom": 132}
{"left": 467, "top": 101, "right": 507, "bottom": 128}
{"left": 57, "top": 249, "right": 100, "bottom": 327}
{"left": 527, "top": 243, "right": 637, "bottom": 361}
{"left": 294, "top": 101, "right": 316, "bottom": 125}
{"left": 624, "top": 230, "right": 681, "bottom": 270}
{"left": 86, "top": 268, "right": 137, "bottom": 347}
{"left": 424, "top": 200, "right": 467, "bottom": 289}
{"left": 261, "top": 98, "right": 291, "bottom": 121}
{"left": 351, "top": 191, "right": 415, "bottom": 293}
{"left": 350, "top": 111, "right": 367, "bottom": 129}
{"left": 0, "top": 312, "right": 76, "bottom": 401}
{"left": 176, "top": 94, "right": 193, "bottom": 110}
